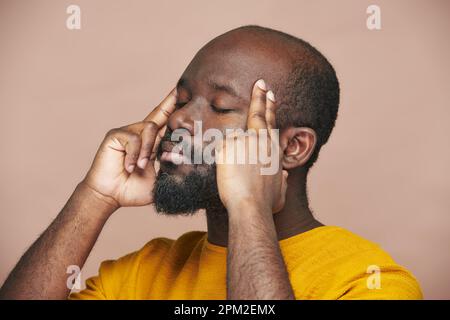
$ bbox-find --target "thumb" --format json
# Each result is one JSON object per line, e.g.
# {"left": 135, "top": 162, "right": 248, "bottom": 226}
{"left": 274, "top": 170, "right": 289, "bottom": 213}
{"left": 280, "top": 170, "right": 289, "bottom": 204}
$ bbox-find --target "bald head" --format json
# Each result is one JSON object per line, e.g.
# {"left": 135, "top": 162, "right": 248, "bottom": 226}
{"left": 155, "top": 26, "right": 339, "bottom": 214}
{"left": 178, "top": 25, "right": 339, "bottom": 169}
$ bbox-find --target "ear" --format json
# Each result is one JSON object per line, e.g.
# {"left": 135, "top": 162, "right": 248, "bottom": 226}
{"left": 279, "top": 127, "right": 317, "bottom": 169}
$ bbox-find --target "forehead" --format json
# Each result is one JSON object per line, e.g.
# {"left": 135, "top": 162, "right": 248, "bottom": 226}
{"left": 180, "top": 34, "right": 293, "bottom": 100}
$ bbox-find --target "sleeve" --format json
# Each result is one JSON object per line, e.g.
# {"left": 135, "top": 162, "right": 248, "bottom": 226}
{"left": 69, "top": 277, "right": 104, "bottom": 299}
{"left": 68, "top": 258, "right": 130, "bottom": 300}
{"left": 68, "top": 238, "right": 171, "bottom": 300}
{"left": 318, "top": 248, "right": 424, "bottom": 300}
{"left": 338, "top": 264, "right": 423, "bottom": 300}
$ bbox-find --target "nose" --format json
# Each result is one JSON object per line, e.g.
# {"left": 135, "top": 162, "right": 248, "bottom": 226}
{"left": 167, "top": 99, "right": 201, "bottom": 135}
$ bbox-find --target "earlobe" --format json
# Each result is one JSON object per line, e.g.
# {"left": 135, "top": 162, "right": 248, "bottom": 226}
{"left": 280, "top": 127, "right": 317, "bottom": 169}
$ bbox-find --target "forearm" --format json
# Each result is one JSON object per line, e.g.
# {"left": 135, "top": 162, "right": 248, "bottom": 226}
{"left": 0, "top": 182, "right": 117, "bottom": 300}
{"left": 226, "top": 202, "right": 295, "bottom": 300}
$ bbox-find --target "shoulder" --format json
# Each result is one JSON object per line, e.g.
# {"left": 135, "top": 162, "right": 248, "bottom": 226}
{"left": 288, "top": 226, "right": 423, "bottom": 299}
{"left": 70, "top": 230, "right": 206, "bottom": 299}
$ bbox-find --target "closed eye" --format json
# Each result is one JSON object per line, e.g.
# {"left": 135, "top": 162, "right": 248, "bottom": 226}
{"left": 175, "top": 102, "right": 233, "bottom": 114}
{"left": 211, "top": 105, "right": 234, "bottom": 114}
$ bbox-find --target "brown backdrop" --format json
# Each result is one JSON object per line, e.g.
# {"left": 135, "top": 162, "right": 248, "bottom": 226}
{"left": 1, "top": 0, "right": 449, "bottom": 299}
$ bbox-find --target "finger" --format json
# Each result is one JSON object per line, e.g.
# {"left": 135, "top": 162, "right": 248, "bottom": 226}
{"left": 151, "top": 125, "right": 167, "bottom": 160}
{"left": 144, "top": 87, "right": 177, "bottom": 127}
{"left": 275, "top": 170, "right": 289, "bottom": 213}
{"left": 213, "top": 135, "right": 226, "bottom": 165}
{"left": 123, "top": 133, "right": 141, "bottom": 173}
{"left": 281, "top": 170, "right": 289, "bottom": 197}
{"left": 108, "top": 129, "right": 142, "bottom": 173}
{"left": 247, "top": 79, "right": 268, "bottom": 130}
{"left": 120, "top": 121, "right": 147, "bottom": 135}
{"left": 137, "top": 121, "right": 159, "bottom": 169}
{"left": 280, "top": 170, "right": 289, "bottom": 205}
{"left": 265, "top": 90, "right": 277, "bottom": 131}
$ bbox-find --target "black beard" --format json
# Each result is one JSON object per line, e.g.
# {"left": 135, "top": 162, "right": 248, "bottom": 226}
{"left": 153, "top": 129, "right": 226, "bottom": 216}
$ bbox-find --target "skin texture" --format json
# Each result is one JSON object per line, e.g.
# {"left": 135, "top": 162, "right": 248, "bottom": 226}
{"left": 0, "top": 28, "right": 323, "bottom": 300}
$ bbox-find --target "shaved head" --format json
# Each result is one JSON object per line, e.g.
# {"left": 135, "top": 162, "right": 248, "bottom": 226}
{"left": 154, "top": 25, "right": 339, "bottom": 215}
{"left": 187, "top": 25, "right": 340, "bottom": 168}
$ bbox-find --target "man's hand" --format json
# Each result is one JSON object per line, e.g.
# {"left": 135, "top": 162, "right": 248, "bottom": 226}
{"left": 0, "top": 88, "right": 178, "bottom": 300}
{"left": 219, "top": 79, "right": 295, "bottom": 300}
{"left": 83, "top": 88, "right": 177, "bottom": 208}
{"left": 216, "top": 79, "right": 288, "bottom": 215}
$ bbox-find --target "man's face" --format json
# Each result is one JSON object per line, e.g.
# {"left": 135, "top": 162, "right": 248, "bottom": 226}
{"left": 153, "top": 35, "right": 291, "bottom": 215}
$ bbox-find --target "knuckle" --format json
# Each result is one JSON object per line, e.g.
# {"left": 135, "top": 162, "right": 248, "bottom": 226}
{"left": 141, "top": 142, "right": 152, "bottom": 153}
{"left": 161, "top": 108, "right": 171, "bottom": 118}
{"left": 128, "top": 132, "right": 140, "bottom": 142}
{"left": 252, "top": 91, "right": 266, "bottom": 103}
{"left": 143, "top": 121, "right": 158, "bottom": 132}
{"left": 106, "top": 128, "right": 119, "bottom": 137}
{"left": 126, "top": 147, "right": 139, "bottom": 159}
{"left": 119, "top": 123, "right": 133, "bottom": 131}
{"left": 128, "top": 152, "right": 139, "bottom": 161}
{"left": 249, "top": 112, "right": 265, "bottom": 122}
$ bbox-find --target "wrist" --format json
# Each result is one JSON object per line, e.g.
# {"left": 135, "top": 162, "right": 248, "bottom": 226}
{"left": 73, "top": 182, "right": 120, "bottom": 220}
{"left": 226, "top": 197, "right": 272, "bottom": 220}
{"left": 227, "top": 198, "right": 278, "bottom": 245}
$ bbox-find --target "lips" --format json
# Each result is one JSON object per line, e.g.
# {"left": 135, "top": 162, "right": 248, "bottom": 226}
{"left": 160, "top": 141, "right": 191, "bottom": 165}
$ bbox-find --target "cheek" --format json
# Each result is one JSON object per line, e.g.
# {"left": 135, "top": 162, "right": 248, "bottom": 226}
{"left": 200, "top": 113, "right": 248, "bottom": 134}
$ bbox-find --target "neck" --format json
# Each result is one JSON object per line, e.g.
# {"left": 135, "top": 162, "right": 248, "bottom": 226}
{"left": 205, "top": 171, "right": 323, "bottom": 247}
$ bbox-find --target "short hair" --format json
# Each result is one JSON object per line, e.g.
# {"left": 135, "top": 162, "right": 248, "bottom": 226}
{"left": 235, "top": 26, "right": 340, "bottom": 169}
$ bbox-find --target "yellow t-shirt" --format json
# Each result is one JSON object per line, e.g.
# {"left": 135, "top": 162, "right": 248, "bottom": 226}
{"left": 69, "top": 226, "right": 422, "bottom": 300}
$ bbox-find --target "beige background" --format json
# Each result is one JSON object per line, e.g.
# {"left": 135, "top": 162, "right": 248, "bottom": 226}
{"left": 0, "top": 0, "right": 449, "bottom": 299}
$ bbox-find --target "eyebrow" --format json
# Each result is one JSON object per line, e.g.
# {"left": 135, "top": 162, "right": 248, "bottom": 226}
{"left": 176, "top": 77, "right": 244, "bottom": 102}
{"left": 208, "top": 79, "right": 242, "bottom": 100}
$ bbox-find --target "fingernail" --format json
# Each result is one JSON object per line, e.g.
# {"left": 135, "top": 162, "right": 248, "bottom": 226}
{"left": 127, "top": 165, "right": 135, "bottom": 173}
{"left": 138, "top": 158, "right": 148, "bottom": 169}
{"left": 267, "top": 90, "right": 276, "bottom": 102}
{"left": 255, "top": 79, "right": 267, "bottom": 91}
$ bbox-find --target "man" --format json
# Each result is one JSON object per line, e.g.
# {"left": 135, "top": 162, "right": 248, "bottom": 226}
{"left": 0, "top": 25, "right": 422, "bottom": 300}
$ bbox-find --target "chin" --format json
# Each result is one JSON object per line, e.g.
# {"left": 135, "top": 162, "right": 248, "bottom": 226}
{"left": 153, "top": 159, "right": 222, "bottom": 216}
{"left": 159, "top": 160, "right": 196, "bottom": 177}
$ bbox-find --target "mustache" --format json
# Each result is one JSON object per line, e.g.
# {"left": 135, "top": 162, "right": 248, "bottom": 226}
{"left": 159, "top": 127, "right": 174, "bottom": 147}
{"left": 157, "top": 128, "right": 198, "bottom": 163}
{"left": 157, "top": 128, "right": 219, "bottom": 167}
{"left": 156, "top": 128, "right": 173, "bottom": 160}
